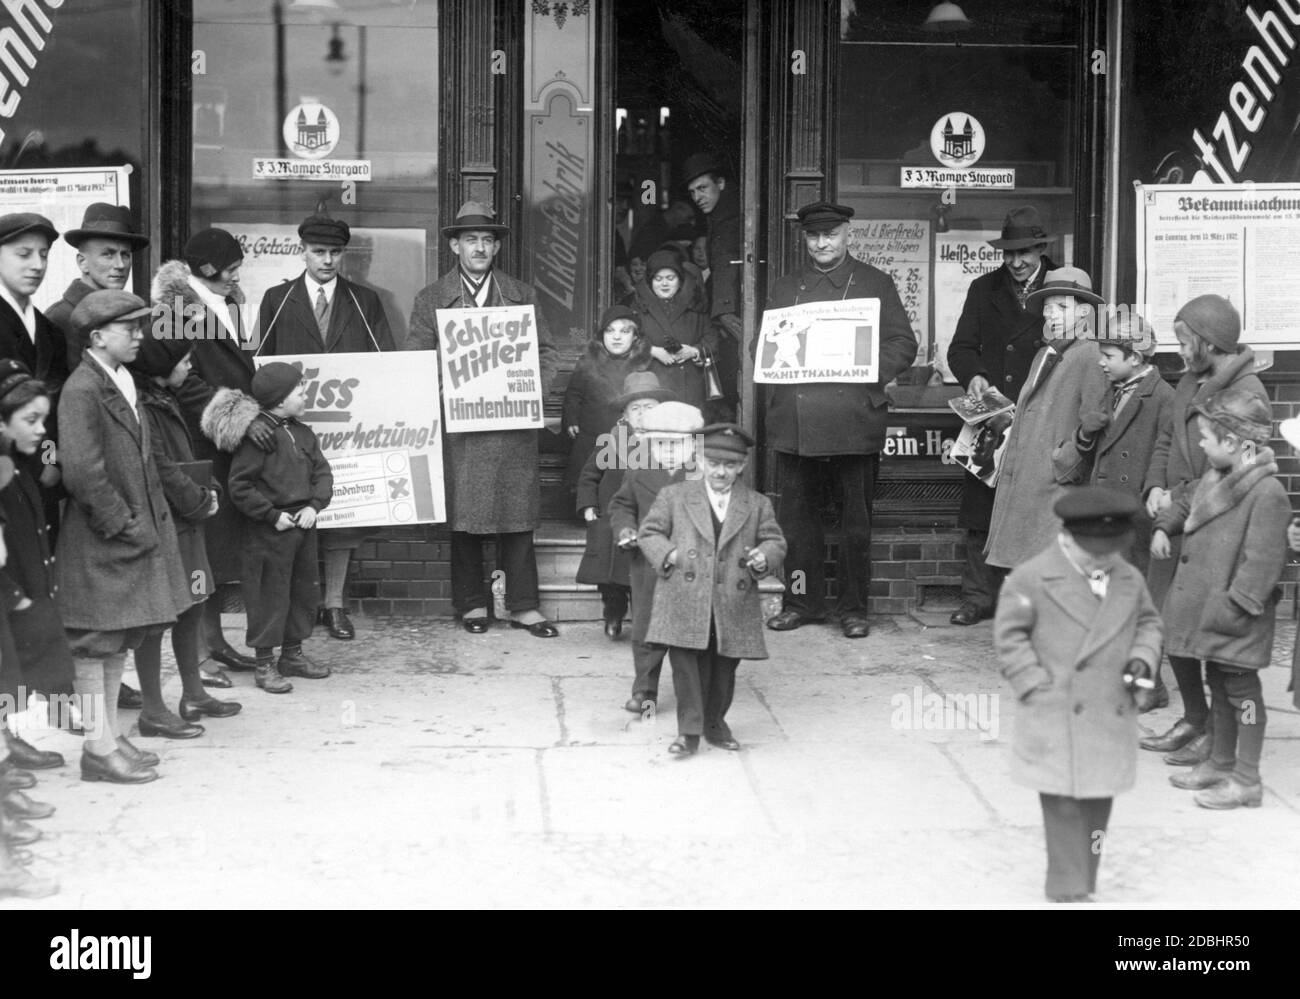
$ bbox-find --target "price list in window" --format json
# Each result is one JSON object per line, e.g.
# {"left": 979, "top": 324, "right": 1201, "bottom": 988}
{"left": 846, "top": 219, "right": 930, "bottom": 362}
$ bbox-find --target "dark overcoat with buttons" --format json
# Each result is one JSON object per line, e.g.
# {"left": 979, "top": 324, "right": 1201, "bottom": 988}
{"left": 0, "top": 463, "right": 74, "bottom": 694}
{"left": 946, "top": 259, "right": 1052, "bottom": 528}
{"left": 763, "top": 255, "right": 917, "bottom": 457}
{"left": 638, "top": 478, "right": 786, "bottom": 659}
{"left": 995, "top": 540, "right": 1163, "bottom": 797}
{"left": 54, "top": 356, "right": 192, "bottom": 631}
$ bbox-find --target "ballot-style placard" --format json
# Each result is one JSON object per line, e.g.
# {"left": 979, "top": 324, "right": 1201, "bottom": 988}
{"left": 755, "top": 299, "right": 882, "bottom": 384}
{"left": 438, "top": 304, "right": 545, "bottom": 432}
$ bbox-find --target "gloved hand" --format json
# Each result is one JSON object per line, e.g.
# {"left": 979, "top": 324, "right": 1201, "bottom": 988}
{"left": 246, "top": 414, "right": 277, "bottom": 453}
{"left": 1077, "top": 410, "right": 1111, "bottom": 443}
{"left": 1123, "top": 658, "right": 1157, "bottom": 712}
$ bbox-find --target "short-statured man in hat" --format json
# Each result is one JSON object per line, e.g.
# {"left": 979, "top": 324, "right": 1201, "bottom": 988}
{"left": 946, "top": 206, "right": 1056, "bottom": 625}
{"left": 764, "top": 202, "right": 917, "bottom": 639}
{"left": 47, "top": 203, "right": 149, "bottom": 370}
{"left": 985, "top": 266, "right": 1108, "bottom": 571}
{"left": 405, "top": 201, "right": 560, "bottom": 636}
{"left": 683, "top": 152, "right": 742, "bottom": 418}
{"left": 255, "top": 215, "right": 395, "bottom": 640}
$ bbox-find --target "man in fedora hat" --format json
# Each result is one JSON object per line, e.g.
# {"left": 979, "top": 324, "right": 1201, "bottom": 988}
{"left": 946, "top": 206, "right": 1056, "bottom": 625}
{"left": 683, "top": 152, "right": 742, "bottom": 418}
{"left": 763, "top": 202, "right": 917, "bottom": 640}
{"left": 405, "top": 201, "right": 560, "bottom": 637}
{"left": 255, "top": 214, "right": 395, "bottom": 640}
{"left": 47, "top": 203, "right": 149, "bottom": 370}
{"left": 985, "top": 265, "right": 1108, "bottom": 571}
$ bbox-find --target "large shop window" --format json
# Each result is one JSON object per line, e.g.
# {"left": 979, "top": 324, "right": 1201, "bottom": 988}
{"left": 0, "top": 0, "right": 147, "bottom": 309}
{"left": 191, "top": 0, "right": 438, "bottom": 343}
{"left": 837, "top": 3, "right": 1083, "bottom": 384}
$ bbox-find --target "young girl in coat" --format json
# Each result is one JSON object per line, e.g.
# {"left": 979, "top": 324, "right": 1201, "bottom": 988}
{"left": 633, "top": 249, "right": 715, "bottom": 411}
{"left": 638, "top": 424, "right": 786, "bottom": 756}
{"left": 1152, "top": 388, "right": 1290, "bottom": 809}
{"left": 562, "top": 305, "right": 651, "bottom": 492}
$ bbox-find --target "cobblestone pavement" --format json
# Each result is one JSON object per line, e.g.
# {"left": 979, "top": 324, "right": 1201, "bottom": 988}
{"left": 7, "top": 614, "right": 1300, "bottom": 909}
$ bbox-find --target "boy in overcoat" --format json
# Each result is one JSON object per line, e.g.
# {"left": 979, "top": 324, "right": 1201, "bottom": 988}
{"left": 639, "top": 424, "right": 786, "bottom": 756}
{"left": 995, "top": 487, "right": 1162, "bottom": 902}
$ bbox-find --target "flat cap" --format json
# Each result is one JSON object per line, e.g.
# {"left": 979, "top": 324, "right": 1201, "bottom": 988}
{"left": 0, "top": 212, "right": 57, "bottom": 246}
{"left": 298, "top": 214, "right": 351, "bottom": 247}
{"left": 699, "top": 422, "right": 754, "bottom": 458}
{"left": 797, "top": 202, "right": 854, "bottom": 233}
{"left": 640, "top": 400, "right": 704, "bottom": 436}
{"left": 70, "top": 289, "right": 152, "bottom": 335}
{"left": 1054, "top": 486, "right": 1139, "bottom": 538}
{"left": 1193, "top": 386, "right": 1273, "bottom": 446}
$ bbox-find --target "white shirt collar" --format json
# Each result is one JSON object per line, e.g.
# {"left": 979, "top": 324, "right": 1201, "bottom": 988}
{"left": 86, "top": 348, "right": 138, "bottom": 419}
{"left": 188, "top": 274, "right": 240, "bottom": 339}
{"left": 305, "top": 274, "right": 337, "bottom": 304}
{"left": 705, "top": 482, "right": 731, "bottom": 519}
{"left": 0, "top": 285, "right": 36, "bottom": 342}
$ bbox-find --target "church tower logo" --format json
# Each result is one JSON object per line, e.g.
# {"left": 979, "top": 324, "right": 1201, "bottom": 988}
{"left": 930, "top": 113, "right": 985, "bottom": 168}
{"left": 282, "top": 100, "right": 340, "bottom": 160}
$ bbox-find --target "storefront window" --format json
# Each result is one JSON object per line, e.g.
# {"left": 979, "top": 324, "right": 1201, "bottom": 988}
{"left": 837, "top": 3, "right": 1082, "bottom": 382}
{"left": 191, "top": 0, "right": 438, "bottom": 340}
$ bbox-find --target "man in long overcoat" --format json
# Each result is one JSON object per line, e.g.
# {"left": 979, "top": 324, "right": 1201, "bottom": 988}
{"left": 763, "top": 202, "right": 917, "bottom": 639}
{"left": 256, "top": 214, "right": 395, "bottom": 640}
{"left": 405, "top": 201, "right": 559, "bottom": 636}
{"left": 946, "top": 207, "right": 1054, "bottom": 624}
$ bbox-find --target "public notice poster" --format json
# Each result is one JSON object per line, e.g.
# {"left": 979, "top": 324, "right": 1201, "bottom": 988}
{"left": 846, "top": 219, "right": 929, "bottom": 352}
{"left": 1136, "top": 182, "right": 1300, "bottom": 349}
{"left": 438, "top": 304, "right": 546, "bottom": 432}
{"left": 253, "top": 352, "right": 445, "bottom": 527}
{"left": 932, "top": 229, "right": 1000, "bottom": 383}
{"left": 754, "top": 299, "right": 882, "bottom": 384}
{"left": 0, "top": 166, "right": 131, "bottom": 312}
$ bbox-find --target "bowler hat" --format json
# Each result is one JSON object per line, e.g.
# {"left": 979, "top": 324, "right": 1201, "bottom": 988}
{"left": 682, "top": 153, "right": 725, "bottom": 186}
{"left": 298, "top": 214, "right": 351, "bottom": 247}
{"left": 612, "top": 371, "right": 676, "bottom": 409}
{"left": 0, "top": 213, "right": 57, "bottom": 246}
{"left": 1025, "top": 266, "right": 1105, "bottom": 308}
{"left": 70, "top": 290, "right": 152, "bottom": 335}
{"left": 183, "top": 227, "right": 244, "bottom": 278}
{"left": 442, "top": 201, "right": 509, "bottom": 239}
{"left": 699, "top": 422, "right": 754, "bottom": 459}
{"left": 989, "top": 206, "right": 1052, "bottom": 250}
{"left": 1054, "top": 486, "right": 1138, "bottom": 538}
{"left": 797, "top": 202, "right": 855, "bottom": 233}
{"left": 1174, "top": 294, "right": 1240, "bottom": 353}
{"left": 64, "top": 203, "right": 149, "bottom": 249}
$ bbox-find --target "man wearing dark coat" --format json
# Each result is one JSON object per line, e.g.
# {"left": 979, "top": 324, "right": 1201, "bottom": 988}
{"left": 763, "top": 202, "right": 918, "bottom": 639}
{"left": 946, "top": 206, "right": 1055, "bottom": 625}
{"left": 256, "top": 214, "right": 395, "bottom": 641}
{"left": 405, "top": 201, "right": 560, "bottom": 637}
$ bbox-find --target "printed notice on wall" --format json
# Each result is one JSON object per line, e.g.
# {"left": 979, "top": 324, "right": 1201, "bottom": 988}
{"left": 438, "top": 304, "right": 546, "bottom": 432}
{"left": 0, "top": 167, "right": 131, "bottom": 312}
{"left": 932, "top": 230, "right": 1001, "bottom": 382}
{"left": 847, "top": 220, "right": 929, "bottom": 355}
{"left": 254, "top": 352, "right": 445, "bottom": 527}
{"left": 755, "top": 299, "right": 881, "bottom": 384}
{"left": 1136, "top": 182, "right": 1300, "bottom": 348}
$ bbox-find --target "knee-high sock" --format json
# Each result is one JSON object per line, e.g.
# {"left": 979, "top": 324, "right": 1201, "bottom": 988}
{"left": 73, "top": 658, "right": 113, "bottom": 755}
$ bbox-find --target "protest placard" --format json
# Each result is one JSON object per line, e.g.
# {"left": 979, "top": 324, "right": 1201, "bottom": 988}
{"left": 438, "top": 303, "right": 545, "bottom": 431}
{"left": 253, "top": 351, "right": 444, "bottom": 527}
{"left": 754, "top": 299, "right": 882, "bottom": 384}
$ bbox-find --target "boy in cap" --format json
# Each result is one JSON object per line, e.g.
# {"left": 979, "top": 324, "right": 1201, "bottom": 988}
{"left": 58, "top": 291, "right": 194, "bottom": 783}
{"left": 995, "top": 487, "right": 1162, "bottom": 901}
{"left": 1152, "top": 387, "right": 1289, "bottom": 808}
{"left": 638, "top": 423, "right": 786, "bottom": 756}
{"left": 607, "top": 399, "right": 700, "bottom": 712}
{"left": 217, "top": 362, "right": 334, "bottom": 693}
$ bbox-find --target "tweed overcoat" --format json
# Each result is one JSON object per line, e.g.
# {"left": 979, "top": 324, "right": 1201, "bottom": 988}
{"left": 995, "top": 540, "right": 1163, "bottom": 798}
{"left": 609, "top": 465, "right": 683, "bottom": 642}
{"left": 639, "top": 478, "right": 786, "bottom": 659}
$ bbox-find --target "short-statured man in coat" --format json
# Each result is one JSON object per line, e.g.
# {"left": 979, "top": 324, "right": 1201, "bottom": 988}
{"left": 256, "top": 214, "right": 395, "bottom": 641}
{"left": 405, "top": 201, "right": 560, "bottom": 637}
{"left": 763, "top": 202, "right": 917, "bottom": 639}
{"left": 946, "top": 207, "right": 1054, "bottom": 625}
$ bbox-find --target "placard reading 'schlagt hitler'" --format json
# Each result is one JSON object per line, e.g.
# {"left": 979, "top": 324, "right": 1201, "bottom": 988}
{"left": 439, "top": 304, "right": 545, "bottom": 432}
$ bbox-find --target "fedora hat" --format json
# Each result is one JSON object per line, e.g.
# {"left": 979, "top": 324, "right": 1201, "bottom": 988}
{"left": 682, "top": 153, "right": 725, "bottom": 186}
{"left": 988, "top": 206, "right": 1052, "bottom": 250}
{"left": 442, "top": 201, "right": 509, "bottom": 239}
{"left": 64, "top": 203, "right": 149, "bottom": 249}
{"left": 1025, "top": 266, "right": 1105, "bottom": 308}
{"left": 612, "top": 370, "right": 676, "bottom": 409}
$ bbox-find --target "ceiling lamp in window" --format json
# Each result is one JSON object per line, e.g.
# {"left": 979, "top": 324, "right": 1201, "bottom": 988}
{"left": 923, "top": 2, "right": 972, "bottom": 32}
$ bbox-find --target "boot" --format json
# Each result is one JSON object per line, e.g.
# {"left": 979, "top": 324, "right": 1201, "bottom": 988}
{"left": 277, "top": 650, "right": 329, "bottom": 679}
{"left": 255, "top": 661, "right": 293, "bottom": 694}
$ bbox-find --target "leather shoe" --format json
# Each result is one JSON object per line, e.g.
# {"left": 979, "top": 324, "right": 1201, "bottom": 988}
{"left": 841, "top": 615, "right": 871, "bottom": 639}
{"left": 117, "top": 683, "right": 143, "bottom": 710}
{"left": 0, "top": 868, "right": 57, "bottom": 899}
{"left": 767, "top": 609, "right": 825, "bottom": 631}
{"left": 179, "top": 695, "right": 242, "bottom": 721}
{"left": 210, "top": 645, "right": 257, "bottom": 671}
{"left": 1139, "top": 717, "right": 1202, "bottom": 753}
{"left": 0, "top": 764, "right": 35, "bottom": 791}
{"left": 115, "top": 736, "right": 159, "bottom": 769}
{"left": 1164, "top": 732, "right": 1212, "bottom": 767}
{"left": 1170, "top": 762, "right": 1232, "bottom": 790}
{"left": 81, "top": 748, "right": 158, "bottom": 784}
{"left": 510, "top": 618, "right": 559, "bottom": 638}
{"left": 604, "top": 618, "right": 622, "bottom": 640}
{"left": 1195, "top": 776, "right": 1263, "bottom": 809}
{"left": 949, "top": 602, "right": 992, "bottom": 626}
{"left": 137, "top": 714, "right": 204, "bottom": 740}
{"left": 200, "top": 668, "right": 233, "bottom": 689}
{"left": 3, "top": 790, "right": 55, "bottom": 821}
{"left": 325, "top": 607, "right": 355, "bottom": 640}
{"left": 461, "top": 615, "right": 490, "bottom": 634}
{"left": 278, "top": 651, "right": 330, "bottom": 679}
{"left": 624, "top": 694, "right": 655, "bottom": 714}
{"left": 3, "top": 732, "right": 63, "bottom": 770}
{"left": 668, "top": 735, "right": 700, "bottom": 756}
{"left": 705, "top": 729, "right": 741, "bottom": 751}
{"left": 1, "top": 813, "right": 40, "bottom": 845}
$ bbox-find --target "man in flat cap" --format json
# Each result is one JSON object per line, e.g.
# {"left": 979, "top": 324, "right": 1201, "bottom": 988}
{"left": 405, "top": 201, "right": 560, "bottom": 637}
{"left": 945, "top": 206, "right": 1056, "bottom": 625}
{"left": 684, "top": 153, "right": 742, "bottom": 418}
{"left": 764, "top": 202, "right": 917, "bottom": 639}
{"left": 46, "top": 203, "right": 149, "bottom": 370}
{"left": 255, "top": 215, "right": 395, "bottom": 640}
